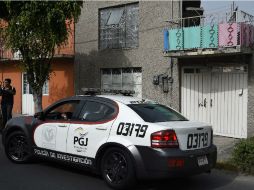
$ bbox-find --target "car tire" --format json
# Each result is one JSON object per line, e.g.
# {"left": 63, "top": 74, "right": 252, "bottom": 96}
{"left": 5, "top": 131, "right": 32, "bottom": 163}
{"left": 101, "top": 147, "right": 136, "bottom": 190}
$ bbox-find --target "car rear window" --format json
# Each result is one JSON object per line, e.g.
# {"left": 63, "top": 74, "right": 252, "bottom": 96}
{"left": 128, "top": 104, "right": 188, "bottom": 123}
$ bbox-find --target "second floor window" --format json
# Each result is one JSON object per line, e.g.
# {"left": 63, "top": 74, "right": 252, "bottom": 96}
{"left": 99, "top": 3, "right": 139, "bottom": 49}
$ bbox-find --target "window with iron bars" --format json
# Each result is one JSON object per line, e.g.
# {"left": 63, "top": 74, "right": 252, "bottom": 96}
{"left": 99, "top": 3, "right": 139, "bottom": 49}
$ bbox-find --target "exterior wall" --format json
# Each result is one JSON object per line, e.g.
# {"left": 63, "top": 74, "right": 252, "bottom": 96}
{"left": 0, "top": 59, "right": 74, "bottom": 114}
{"left": 55, "top": 22, "right": 75, "bottom": 56}
{"left": 42, "top": 60, "right": 75, "bottom": 109}
{"left": 75, "top": 1, "right": 181, "bottom": 110}
{"left": 247, "top": 54, "right": 254, "bottom": 137}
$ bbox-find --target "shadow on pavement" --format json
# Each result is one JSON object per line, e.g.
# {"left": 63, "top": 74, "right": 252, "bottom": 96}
{"left": 0, "top": 134, "right": 238, "bottom": 190}
{"left": 135, "top": 170, "right": 238, "bottom": 190}
{"left": 35, "top": 157, "right": 238, "bottom": 190}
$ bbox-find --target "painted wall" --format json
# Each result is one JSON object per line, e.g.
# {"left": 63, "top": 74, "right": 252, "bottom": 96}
{"left": 42, "top": 60, "right": 75, "bottom": 109}
{"left": 0, "top": 60, "right": 74, "bottom": 114}
{"left": 75, "top": 1, "right": 181, "bottom": 110}
{"left": 55, "top": 21, "right": 75, "bottom": 56}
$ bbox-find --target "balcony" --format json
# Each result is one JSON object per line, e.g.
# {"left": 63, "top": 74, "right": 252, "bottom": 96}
{"left": 0, "top": 42, "right": 74, "bottom": 61}
{"left": 0, "top": 21, "right": 74, "bottom": 61}
{"left": 163, "top": 10, "right": 254, "bottom": 57}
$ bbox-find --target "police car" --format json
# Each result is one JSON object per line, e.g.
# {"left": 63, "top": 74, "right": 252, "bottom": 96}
{"left": 1, "top": 89, "right": 217, "bottom": 190}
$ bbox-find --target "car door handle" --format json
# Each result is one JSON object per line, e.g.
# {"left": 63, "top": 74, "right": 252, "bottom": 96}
{"left": 59, "top": 125, "right": 67, "bottom": 127}
{"left": 96, "top": 127, "right": 107, "bottom": 130}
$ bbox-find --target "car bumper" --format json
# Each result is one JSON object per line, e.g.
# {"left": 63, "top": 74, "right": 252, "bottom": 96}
{"left": 130, "top": 144, "right": 217, "bottom": 179}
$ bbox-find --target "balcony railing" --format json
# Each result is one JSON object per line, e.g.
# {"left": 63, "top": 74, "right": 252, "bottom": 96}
{"left": 0, "top": 43, "right": 74, "bottom": 61}
{"left": 163, "top": 10, "right": 254, "bottom": 56}
{"left": 0, "top": 21, "right": 74, "bottom": 61}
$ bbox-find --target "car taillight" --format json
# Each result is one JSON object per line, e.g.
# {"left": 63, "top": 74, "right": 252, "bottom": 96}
{"left": 151, "top": 130, "right": 179, "bottom": 148}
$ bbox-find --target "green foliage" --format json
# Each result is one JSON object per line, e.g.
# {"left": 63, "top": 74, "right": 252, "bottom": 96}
{"left": 232, "top": 137, "right": 254, "bottom": 174}
{"left": 0, "top": 0, "right": 82, "bottom": 111}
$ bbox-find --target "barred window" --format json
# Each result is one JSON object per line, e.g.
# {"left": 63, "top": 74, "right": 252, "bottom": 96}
{"left": 101, "top": 67, "right": 142, "bottom": 98}
{"left": 99, "top": 3, "right": 139, "bottom": 49}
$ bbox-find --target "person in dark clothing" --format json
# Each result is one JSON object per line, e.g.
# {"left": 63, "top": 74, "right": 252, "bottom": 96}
{"left": 0, "top": 78, "right": 16, "bottom": 127}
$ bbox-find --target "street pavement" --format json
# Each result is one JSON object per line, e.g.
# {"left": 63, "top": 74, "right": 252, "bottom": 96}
{"left": 1, "top": 134, "right": 254, "bottom": 190}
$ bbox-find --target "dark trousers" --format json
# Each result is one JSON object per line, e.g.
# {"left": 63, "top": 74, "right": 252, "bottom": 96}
{"left": 1, "top": 104, "right": 13, "bottom": 127}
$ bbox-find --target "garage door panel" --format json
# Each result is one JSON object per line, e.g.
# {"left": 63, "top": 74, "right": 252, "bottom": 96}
{"left": 182, "top": 66, "right": 247, "bottom": 138}
{"left": 242, "top": 73, "right": 248, "bottom": 138}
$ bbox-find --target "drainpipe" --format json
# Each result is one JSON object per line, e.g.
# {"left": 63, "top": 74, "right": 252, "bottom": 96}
{"left": 171, "top": 0, "right": 173, "bottom": 19}
{"left": 180, "top": 0, "right": 183, "bottom": 27}
{"left": 170, "top": 57, "right": 174, "bottom": 108}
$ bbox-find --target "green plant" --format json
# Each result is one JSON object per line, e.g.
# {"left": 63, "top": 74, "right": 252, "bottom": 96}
{"left": 232, "top": 137, "right": 254, "bottom": 174}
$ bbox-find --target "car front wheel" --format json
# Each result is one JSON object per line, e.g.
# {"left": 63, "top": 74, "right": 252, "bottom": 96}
{"left": 5, "top": 131, "right": 32, "bottom": 163}
{"left": 101, "top": 147, "right": 136, "bottom": 190}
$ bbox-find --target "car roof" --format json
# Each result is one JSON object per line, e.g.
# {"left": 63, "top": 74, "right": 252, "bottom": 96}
{"left": 58, "top": 94, "right": 148, "bottom": 106}
{"left": 65, "top": 94, "right": 142, "bottom": 105}
{"left": 43, "top": 95, "right": 157, "bottom": 112}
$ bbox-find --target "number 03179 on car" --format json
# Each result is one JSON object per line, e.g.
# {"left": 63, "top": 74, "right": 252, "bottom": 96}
{"left": 187, "top": 132, "right": 209, "bottom": 149}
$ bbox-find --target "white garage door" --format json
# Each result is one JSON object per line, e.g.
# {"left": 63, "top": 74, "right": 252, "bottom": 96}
{"left": 101, "top": 68, "right": 142, "bottom": 98}
{"left": 181, "top": 66, "right": 248, "bottom": 138}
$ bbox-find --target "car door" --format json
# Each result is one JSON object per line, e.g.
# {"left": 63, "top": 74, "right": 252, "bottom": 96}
{"left": 33, "top": 100, "right": 81, "bottom": 153}
{"left": 66, "top": 100, "right": 118, "bottom": 158}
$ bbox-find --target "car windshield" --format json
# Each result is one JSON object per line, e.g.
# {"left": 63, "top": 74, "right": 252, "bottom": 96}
{"left": 128, "top": 104, "right": 188, "bottom": 123}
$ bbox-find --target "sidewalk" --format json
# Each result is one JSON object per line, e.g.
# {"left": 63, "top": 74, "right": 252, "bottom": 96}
{"left": 213, "top": 135, "right": 240, "bottom": 162}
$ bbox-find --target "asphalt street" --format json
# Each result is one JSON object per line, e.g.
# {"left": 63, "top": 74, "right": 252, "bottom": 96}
{"left": 1, "top": 134, "right": 254, "bottom": 190}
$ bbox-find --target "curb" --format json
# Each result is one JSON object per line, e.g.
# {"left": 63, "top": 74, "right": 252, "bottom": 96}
{"left": 215, "top": 161, "right": 238, "bottom": 172}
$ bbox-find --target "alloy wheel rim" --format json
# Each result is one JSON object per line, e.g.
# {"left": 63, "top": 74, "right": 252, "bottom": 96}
{"left": 104, "top": 152, "right": 128, "bottom": 184}
{"left": 8, "top": 135, "right": 29, "bottom": 161}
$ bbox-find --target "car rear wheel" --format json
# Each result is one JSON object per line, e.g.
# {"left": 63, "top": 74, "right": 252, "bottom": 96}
{"left": 101, "top": 147, "right": 136, "bottom": 190}
{"left": 5, "top": 131, "right": 32, "bottom": 163}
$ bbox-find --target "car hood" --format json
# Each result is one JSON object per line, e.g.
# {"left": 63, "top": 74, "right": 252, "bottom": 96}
{"left": 6, "top": 115, "right": 34, "bottom": 127}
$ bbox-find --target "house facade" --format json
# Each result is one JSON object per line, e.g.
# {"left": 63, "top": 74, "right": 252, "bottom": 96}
{"left": 75, "top": 1, "right": 254, "bottom": 138}
{"left": 75, "top": 1, "right": 181, "bottom": 106}
{"left": 0, "top": 22, "right": 75, "bottom": 115}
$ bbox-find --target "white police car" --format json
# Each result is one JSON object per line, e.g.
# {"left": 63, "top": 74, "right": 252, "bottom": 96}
{"left": 2, "top": 89, "right": 217, "bottom": 190}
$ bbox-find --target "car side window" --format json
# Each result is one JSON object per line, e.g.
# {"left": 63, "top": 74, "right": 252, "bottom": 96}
{"left": 45, "top": 100, "right": 80, "bottom": 120}
{"left": 79, "top": 101, "right": 115, "bottom": 122}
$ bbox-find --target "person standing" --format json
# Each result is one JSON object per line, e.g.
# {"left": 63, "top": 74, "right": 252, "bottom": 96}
{"left": 0, "top": 78, "right": 16, "bottom": 127}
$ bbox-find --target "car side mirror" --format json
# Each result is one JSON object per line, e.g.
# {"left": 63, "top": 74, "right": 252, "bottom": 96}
{"left": 34, "top": 112, "right": 45, "bottom": 120}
